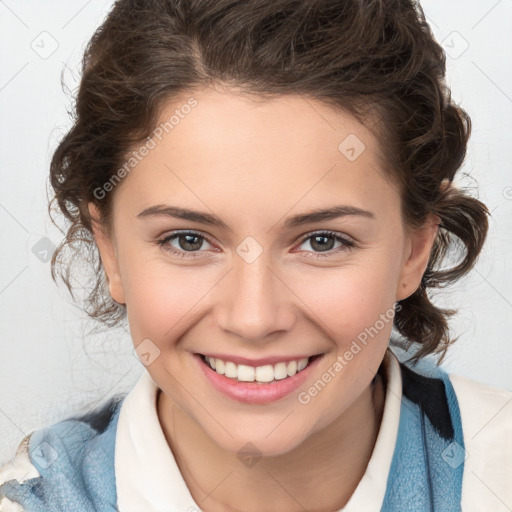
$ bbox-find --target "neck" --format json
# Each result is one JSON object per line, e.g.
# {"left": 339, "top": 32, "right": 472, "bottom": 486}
{"left": 158, "top": 366, "right": 386, "bottom": 512}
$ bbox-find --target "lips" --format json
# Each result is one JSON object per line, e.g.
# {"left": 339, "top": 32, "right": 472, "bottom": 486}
{"left": 194, "top": 352, "right": 324, "bottom": 404}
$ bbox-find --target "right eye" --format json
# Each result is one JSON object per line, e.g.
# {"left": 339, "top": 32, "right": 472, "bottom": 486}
{"left": 156, "top": 230, "right": 218, "bottom": 259}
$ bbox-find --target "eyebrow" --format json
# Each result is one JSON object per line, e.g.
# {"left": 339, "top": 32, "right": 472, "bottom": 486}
{"left": 137, "top": 204, "right": 375, "bottom": 229}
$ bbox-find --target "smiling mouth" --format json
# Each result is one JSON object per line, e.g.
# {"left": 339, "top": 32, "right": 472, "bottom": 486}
{"left": 198, "top": 353, "right": 322, "bottom": 384}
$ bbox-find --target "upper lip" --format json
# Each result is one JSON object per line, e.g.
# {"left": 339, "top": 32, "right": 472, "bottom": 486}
{"left": 197, "top": 352, "right": 322, "bottom": 367}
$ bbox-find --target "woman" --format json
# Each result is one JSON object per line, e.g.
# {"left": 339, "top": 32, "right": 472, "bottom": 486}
{"left": 1, "top": 0, "right": 510, "bottom": 510}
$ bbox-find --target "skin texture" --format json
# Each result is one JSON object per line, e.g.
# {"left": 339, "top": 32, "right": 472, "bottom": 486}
{"left": 89, "top": 86, "right": 440, "bottom": 511}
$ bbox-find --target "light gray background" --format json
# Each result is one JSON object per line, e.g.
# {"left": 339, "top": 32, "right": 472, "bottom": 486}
{"left": 1, "top": 0, "right": 511, "bottom": 465}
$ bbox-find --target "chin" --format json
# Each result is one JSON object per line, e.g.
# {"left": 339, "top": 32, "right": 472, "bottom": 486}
{"left": 202, "top": 420, "right": 312, "bottom": 459}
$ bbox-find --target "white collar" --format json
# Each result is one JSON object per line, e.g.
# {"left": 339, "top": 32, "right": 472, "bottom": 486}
{"left": 115, "top": 348, "right": 402, "bottom": 512}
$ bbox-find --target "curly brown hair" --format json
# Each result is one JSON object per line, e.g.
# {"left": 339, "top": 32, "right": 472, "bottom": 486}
{"left": 49, "top": 0, "right": 489, "bottom": 365}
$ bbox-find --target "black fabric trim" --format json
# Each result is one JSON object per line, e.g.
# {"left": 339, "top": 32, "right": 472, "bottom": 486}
{"left": 399, "top": 362, "right": 454, "bottom": 441}
{"left": 67, "top": 394, "right": 126, "bottom": 434}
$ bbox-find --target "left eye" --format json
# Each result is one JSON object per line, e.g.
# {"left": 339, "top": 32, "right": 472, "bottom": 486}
{"left": 295, "top": 231, "right": 355, "bottom": 258}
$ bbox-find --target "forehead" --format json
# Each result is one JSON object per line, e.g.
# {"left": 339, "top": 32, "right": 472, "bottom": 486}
{"left": 152, "top": 86, "right": 384, "bottom": 172}
{"left": 114, "top": 87, "right": 399, "bottom": 225}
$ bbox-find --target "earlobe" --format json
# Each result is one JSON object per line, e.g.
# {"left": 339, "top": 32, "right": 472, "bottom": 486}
{"left": 88, "top": 203, "right": 126, "bottom": 305}
{"left": 396, "top": 213, "right": 440, "bottom": 302}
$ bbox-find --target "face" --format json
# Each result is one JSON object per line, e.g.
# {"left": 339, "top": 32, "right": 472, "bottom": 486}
{"left": 90, "top": 86, "right": 438, "bottom": 457}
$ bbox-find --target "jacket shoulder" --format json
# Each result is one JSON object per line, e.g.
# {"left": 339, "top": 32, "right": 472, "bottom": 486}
{"left": 448, "top": 373, "right": 512, "bottom": 512}
{"left": 0, "top": 434, "right": 38, "bottom": 512}
{"left": 0, "top": 395, "right": 125, "bottom": 512}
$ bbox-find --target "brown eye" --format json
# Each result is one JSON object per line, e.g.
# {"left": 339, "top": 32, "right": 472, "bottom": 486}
{"left": 156, "top": 230, "right": 216, "bottom": 259}
{"left": 176, "top": 233, "right": 204, "bottom": 251}
{"left": 296, "top": 231, "right": 355, "bottom": 258}
{"left": 309, "top": 234, "right": 336, "bottom": 252}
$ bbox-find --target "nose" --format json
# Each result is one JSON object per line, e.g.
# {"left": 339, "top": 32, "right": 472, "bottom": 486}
{"left": 214, "top": 250, "right": 296, "bottom": 342}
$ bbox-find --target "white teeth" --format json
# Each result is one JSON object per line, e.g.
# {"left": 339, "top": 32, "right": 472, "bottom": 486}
{"left": 204, "top": 355, "right": 312, "bottom": 383}
{"left": 237, "top": 364, "right": 255, "bottom": 382}
{"left": 287, "top": 360, "right": 297, "bottom": 376}
{"left": 274, "top": 362, "right": 288, "bottom": 380}
{"left": 225, "top": 361, "right": 237, "bottom": 378}
{"left": 255, "top": 365, "right": 274, "bottom": 382}
{"left": 215, "top": 358, "right": 225, "bottom": 375}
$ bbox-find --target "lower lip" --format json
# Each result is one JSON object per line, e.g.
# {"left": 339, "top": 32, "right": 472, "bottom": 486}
{"left": 193, "top": 353, "right": 323, "bottom": 404}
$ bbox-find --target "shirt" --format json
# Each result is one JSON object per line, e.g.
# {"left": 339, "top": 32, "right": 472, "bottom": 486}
{"left": 1, "top": 347, "right": 511, "bottom": 511}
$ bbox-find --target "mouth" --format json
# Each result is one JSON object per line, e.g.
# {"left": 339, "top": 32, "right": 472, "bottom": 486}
{"left": 198, "top": 353, "right": 322, "bottom": 384}
{"left": 193, "top": 352, "right": 325, "bottom": 404}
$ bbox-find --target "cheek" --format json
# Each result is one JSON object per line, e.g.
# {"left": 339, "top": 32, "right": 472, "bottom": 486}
{"left": 121, "top": 255, "right": 220, "bottom": 344}
{"left": 289, "top": 256, "right": 400, "bottom": 345}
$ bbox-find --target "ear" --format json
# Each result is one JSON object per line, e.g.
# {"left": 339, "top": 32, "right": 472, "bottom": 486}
{"left": 395, "top": 212, "right": 441, "bottom": 301}
{"left": 88, "top": 203, "right": 126, "bottom": 305}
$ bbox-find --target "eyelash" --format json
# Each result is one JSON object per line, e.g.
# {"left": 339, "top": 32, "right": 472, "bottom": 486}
{"left": 155, "top": 230, "right": 355, "bottom": 260}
